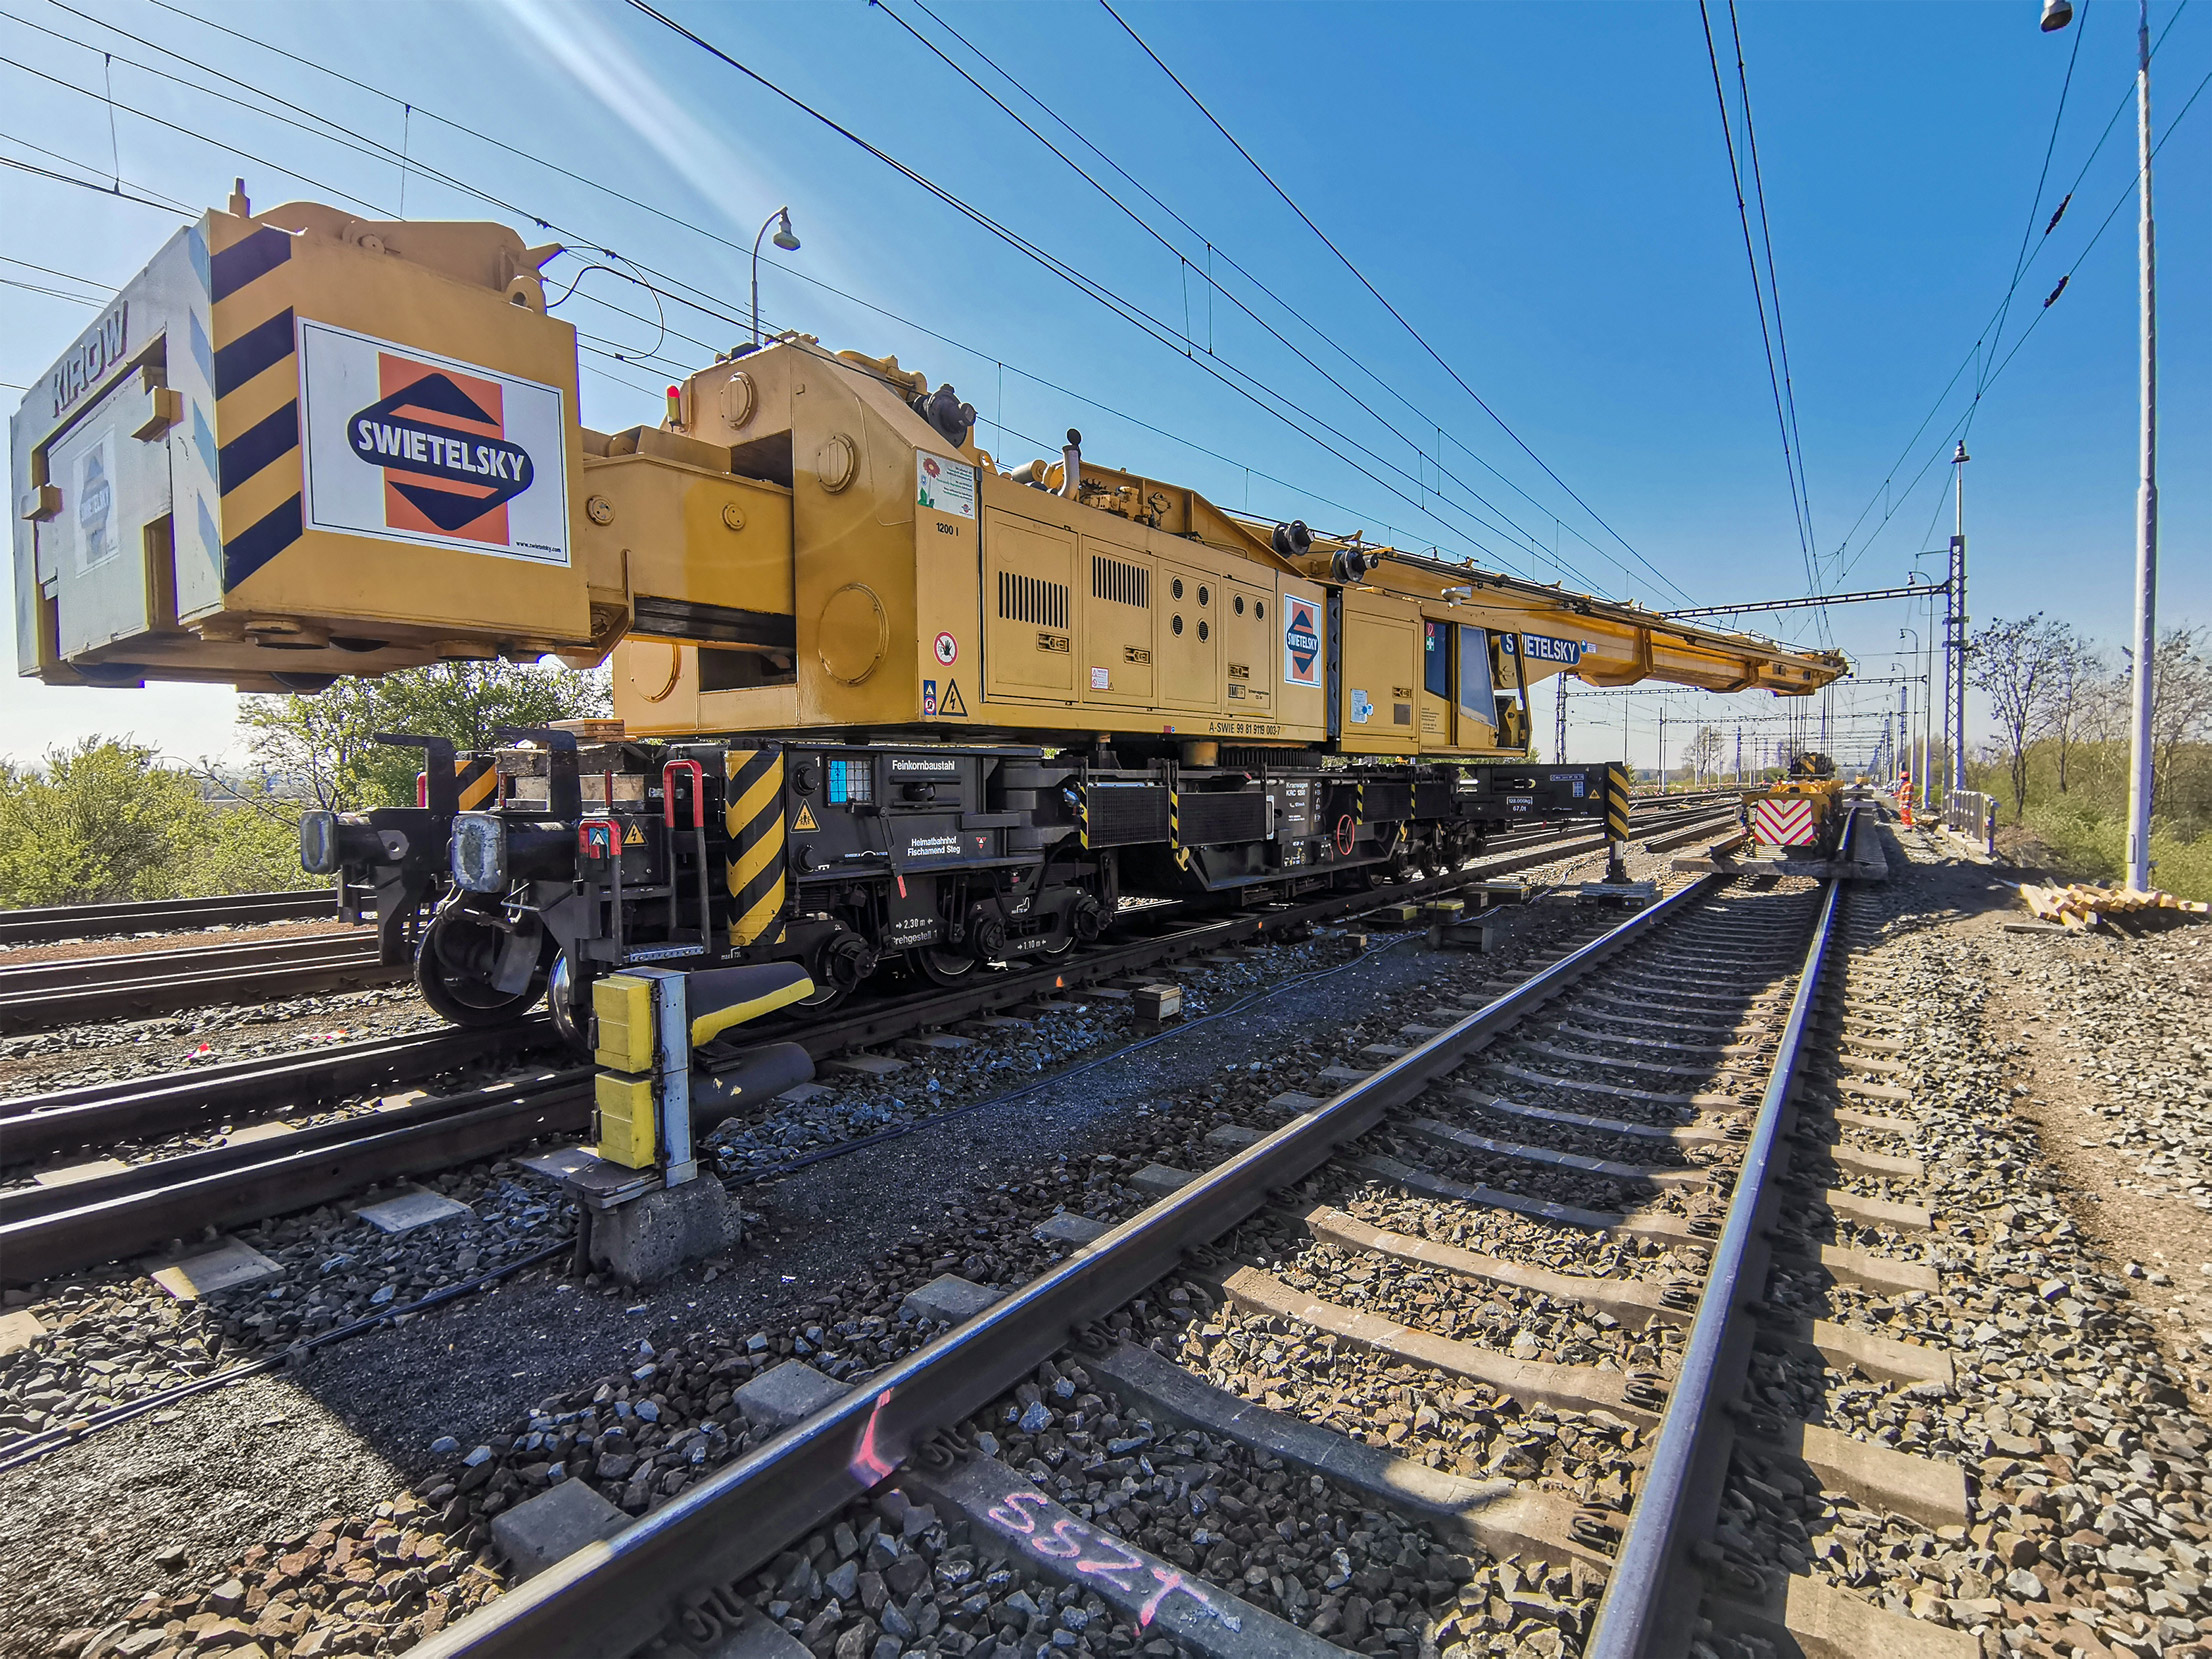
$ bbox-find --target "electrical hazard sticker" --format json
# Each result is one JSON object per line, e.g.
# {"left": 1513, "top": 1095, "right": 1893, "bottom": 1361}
{"left": 925, "top": 679, "right": 969, "bottom": 719}
{"left": 297, "top": 319, "right": 570, "bottom": 565}
{"left": 792, "top": 802, "right": 820, "bottom": 832}
{"left": 623, "top": 823, "right": 645, "bottom": 847}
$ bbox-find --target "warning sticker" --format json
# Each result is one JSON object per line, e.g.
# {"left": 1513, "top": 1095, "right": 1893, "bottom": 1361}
{"left": 939, "top": 679, "right": 968, "bottom": 717}
{"left": 1350, "top": 688, "right": 1373, "bottom": 725}
{"left": 916, "top": 449, "right": 975, "bottom": 518}
{"left": 623, "top": 822, "right": 645, "bottom": 846}
{"left": 1090, "top": 666, "right": 1110, "bottom": 691}
{"left": 792, "top": 802, "right": 820, "bottom": 832}
{"left": 933, "top": 631, "right": 958, "bottom": 665}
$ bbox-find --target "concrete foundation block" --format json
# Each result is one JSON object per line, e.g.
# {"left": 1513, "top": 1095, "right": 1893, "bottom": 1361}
{"left": 1129, "top": 1162, "right": 1196, "bottom": 1198}
{"left": 899, "top": 1272, "right": 999, "bottom": 1326}
{"left": 352, "top": 1188, "right": 474, "bottom": 1233}
{"left": 148, "top": 1238, "right": 282, "bottom": 1300}
{"left": 587, "top": 1177, "right": 743, "bottom": 1285}
{"left": 734, "top": 1359, "right": 848, "bottom": 1432}
{"left": 823, "top": 1053, "right": 907, "bottom": 1078}
{"left": 490, "top": 1477, "right": 628, "bottom": 1579}
{"left": 1032, "top": 1213, "right": 1110, "bottom": 1247}
{"left": 694, "top": 1611, "right": 816, "bottom": 1659}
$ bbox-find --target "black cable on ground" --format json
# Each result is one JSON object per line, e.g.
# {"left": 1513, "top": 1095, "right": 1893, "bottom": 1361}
{"left": 0, "top": 1237, "right": 573, "bottom": 1475}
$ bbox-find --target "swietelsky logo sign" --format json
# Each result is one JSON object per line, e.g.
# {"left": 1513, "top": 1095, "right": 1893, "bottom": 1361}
{"left": 297, "top": 320, "right": 570, "bottom": 566}
{"left": 349, "top": 364, "right": 535, "bottom": 542}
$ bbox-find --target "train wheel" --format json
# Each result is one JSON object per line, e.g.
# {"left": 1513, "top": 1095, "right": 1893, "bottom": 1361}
{"left": 792, "top": 980, "right": 850, "bottom": 1012}
{"left": 911, "top": 945, "right": 981, "bottom": 987}
{"left": 547, "top": 951, "right": 591, "bottom": 1051}
{"left": 416, "top": 903, "right": 548, "bottom": 1027}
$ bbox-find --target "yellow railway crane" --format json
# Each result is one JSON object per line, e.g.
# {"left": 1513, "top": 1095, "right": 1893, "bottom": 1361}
{"left": 11, "top": 194, "right": 1849, "bottom": 1185}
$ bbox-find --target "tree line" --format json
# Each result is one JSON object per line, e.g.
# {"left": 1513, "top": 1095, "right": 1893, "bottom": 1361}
{"left": 0, "top": 662, "right": 607, "bottom": 908}
{"left": 1967, "top": 618, "right": 2211, "bottom": 895}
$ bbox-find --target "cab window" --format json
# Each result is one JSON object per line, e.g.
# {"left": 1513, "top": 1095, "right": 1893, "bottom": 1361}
{"left": 1457, "top": 626, "right": 1496, "bottom": 728}
{"left": 1423, "top": 620, "right": 1451, "bottom": 699}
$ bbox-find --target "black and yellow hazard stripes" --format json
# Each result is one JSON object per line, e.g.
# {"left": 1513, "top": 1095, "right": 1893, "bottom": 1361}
{"left": 724, "top": 747, "right": 788, "bottom": 946}
{"left": 1167, "top": 782, "right": 1189, "bottom": 870}
{"left": 456, "top": 754, "right": 497, "bottom": 811}
{"left": 207, "top": 219, "right": 303, "bottom": 590}
{"left": 1604, "top": 763, "right": 1632, "bottom": 842}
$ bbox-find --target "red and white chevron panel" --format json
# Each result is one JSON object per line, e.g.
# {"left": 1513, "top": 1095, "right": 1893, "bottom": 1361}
{"left": 1753, "top": 797, "right": 1818, "bottom": 847}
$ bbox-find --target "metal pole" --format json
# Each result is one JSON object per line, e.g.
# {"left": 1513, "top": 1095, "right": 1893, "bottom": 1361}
{"left": 1949, "top": 443, "right": 1969, "bottom": 793}
{"left": 1556, "top": 673, "right": 1570, "bottom": 764}
{"left": 2125, "top": 0, "right": 2160, "bottom": 891}
{"left": 1898, "top": 683, "right": 1909, "bottom": 790}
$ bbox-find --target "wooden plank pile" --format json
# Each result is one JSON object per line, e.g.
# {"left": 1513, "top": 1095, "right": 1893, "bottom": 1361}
{"left": 2018, "top": 882, "right": 2210, "bottom": 930}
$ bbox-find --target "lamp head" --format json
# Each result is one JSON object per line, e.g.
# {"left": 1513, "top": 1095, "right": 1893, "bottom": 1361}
{"left": 772, "top": 208, "right": 801, "bottom": 252}
{"left": 2041, "top": 0, "right": 2074, "bottom": 31}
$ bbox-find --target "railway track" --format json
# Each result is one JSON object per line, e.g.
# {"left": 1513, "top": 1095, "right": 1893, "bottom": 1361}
{"left": 0, "top": 804, "right": 1734, "bottom": 1037}
{"left": 0, "top": 930, "right": 398, "bottom": 1033}
{"left": 0, "top": 886, "right": 335, "bottom": 947}
{"left": 0, "top": 1019, "right": 556, "bottom": 1166}
{"left": 400, "top": 804, "right": 1947, "bottom": 1659}
{"left": 0, "top": 812, "right": 1743, "bottom": 1287}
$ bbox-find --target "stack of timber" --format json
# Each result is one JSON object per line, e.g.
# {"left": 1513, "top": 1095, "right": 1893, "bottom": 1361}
{"left": 2018, "top": 881, "right": 2210, "bottom": 930}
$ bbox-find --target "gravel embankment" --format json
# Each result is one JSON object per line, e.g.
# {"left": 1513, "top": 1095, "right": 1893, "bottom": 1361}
{"left": 1707, "top": 826, "right": 2211, "bottom": 1659}
{"left": 4, "top": 852, "right": 1636, "bottom": 1659}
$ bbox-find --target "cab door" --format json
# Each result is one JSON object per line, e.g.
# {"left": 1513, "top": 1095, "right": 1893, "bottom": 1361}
{"left": 1419, "top": 619, "right": 1454, "bottom": 749}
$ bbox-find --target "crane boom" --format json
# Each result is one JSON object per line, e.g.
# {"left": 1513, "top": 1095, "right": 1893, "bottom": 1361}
{"left": 11, "top": 194, "right": 1849, "bottom": 759}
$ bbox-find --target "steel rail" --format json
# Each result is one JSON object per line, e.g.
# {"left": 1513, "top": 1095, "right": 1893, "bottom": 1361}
{"left": 0, "top": 811, "right": 1725, "bottom": 1039}
{"left": 0, "top": 937, "right": 399, "bottom": 1033}
{"left": 0, "top": 812, "right": 1745, "bottom": 1284}
{"left": 1581, "top": 806, "right": 1859, "bottom": 1659}
{"left": 412, "top": 872, "right": 1726, "bottom": 1659}
{"left": 0, "top": 1069, "right": 593, "bottom": 1283}
{"left": 759, "top": 811, "right": 1737, "bottom": 1061}
{"left": 0, "top": 887, "right": 334, "bottom": 946}
{"left": 0, "top": 1019, "right": 555, "bottom": 1165}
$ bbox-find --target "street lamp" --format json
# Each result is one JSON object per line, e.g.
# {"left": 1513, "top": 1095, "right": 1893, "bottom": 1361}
{"left": 751, "top": 206, "right": 801, "bottom": 347}
{"left": 2041, "top": 0, "right": 2159, "bottom": 890}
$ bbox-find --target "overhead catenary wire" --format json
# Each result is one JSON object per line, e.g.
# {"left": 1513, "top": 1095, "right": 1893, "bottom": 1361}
{"left": 1695, "top": 0, "right": 1821, "bottom": 637}
{"left": 611, "top": 0, "right": 1596, "bottom": 587}
{"left": 1723, "top": 0, "right": 1822, "bottom": 641}
{"left": 874, "top": 0, "right": 1627, "bottom": 595}
{"left": 1094, "top": 0, "right": 1690, "bottom": 607}
{"left": 1829, "top": 50, "right": 2210, "bottom": 593}
{"left": 1822, "top": 0, "right": 2193, "bottom": 586}
{"left": 7, "top": 0, "right": 1600, "bottom": 589}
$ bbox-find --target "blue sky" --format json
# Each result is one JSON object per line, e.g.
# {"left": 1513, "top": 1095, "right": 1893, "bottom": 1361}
{"left": 2, "top": 0, "right": 2203, "bottom": 772}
